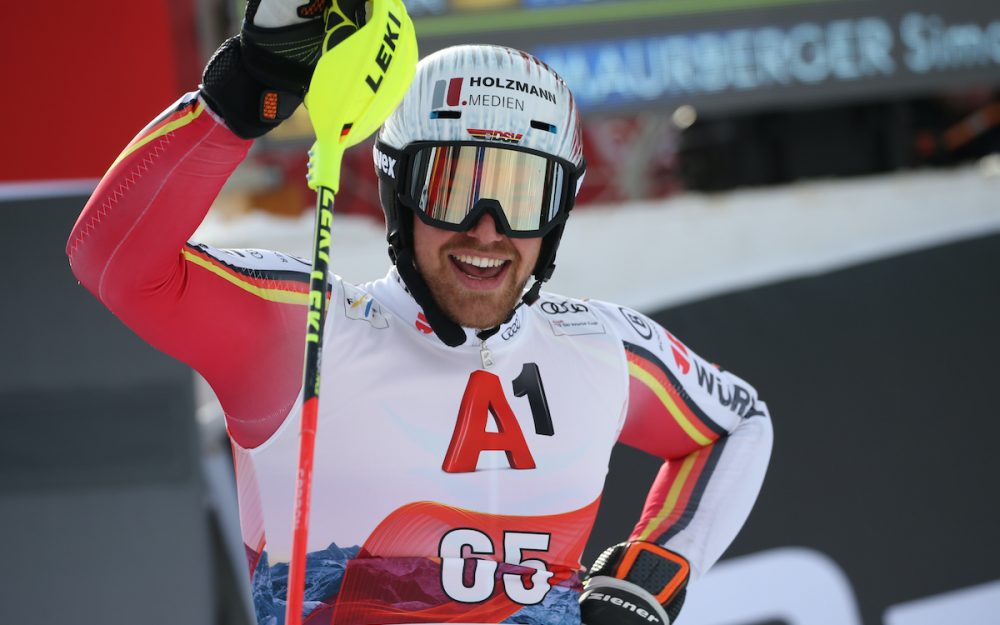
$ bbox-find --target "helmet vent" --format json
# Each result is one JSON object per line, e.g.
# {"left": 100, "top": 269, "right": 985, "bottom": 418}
{"left": 430, "top": 110, "right": 462, "bottom": 119}
{"left": 530, "top": 120, "right": 557, "bottom": 133}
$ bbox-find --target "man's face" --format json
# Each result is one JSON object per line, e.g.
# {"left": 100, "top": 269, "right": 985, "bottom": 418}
{"left": 412, "top": 212, "right": 542, "bottom": 329}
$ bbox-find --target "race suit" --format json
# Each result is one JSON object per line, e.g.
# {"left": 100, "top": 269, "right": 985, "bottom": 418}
{"left": 67, "top": 92, "right": 773, "bottom": 625}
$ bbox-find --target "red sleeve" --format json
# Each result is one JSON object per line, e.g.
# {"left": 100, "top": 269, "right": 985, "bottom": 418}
{"left": 592, "top": 302, "right": 771, "bottom": 567}
{"left": 617, "top": 340, "right": 730, "bottom": 460}
{"left": 67, "top": 93, "right": 308, "bottom": 448}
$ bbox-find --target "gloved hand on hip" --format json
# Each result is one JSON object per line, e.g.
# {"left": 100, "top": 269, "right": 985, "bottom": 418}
{"left": 580, "top": 541, "right": 690, "bottom": 625}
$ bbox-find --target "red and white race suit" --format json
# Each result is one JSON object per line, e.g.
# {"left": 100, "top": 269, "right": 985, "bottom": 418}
{"left": 67, "top": 93, "right": 773, "bottom": 625}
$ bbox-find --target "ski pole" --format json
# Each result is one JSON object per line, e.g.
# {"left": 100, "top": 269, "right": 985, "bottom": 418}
{"left": 284, "top": 2, "right": 417, "bottom": 624}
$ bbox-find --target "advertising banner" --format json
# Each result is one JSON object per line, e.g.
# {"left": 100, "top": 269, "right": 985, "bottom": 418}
{"left": 414, "top": 0, "right": 1000, "bottom": 114}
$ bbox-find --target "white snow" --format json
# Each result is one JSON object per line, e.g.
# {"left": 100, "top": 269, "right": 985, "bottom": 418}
{"left": 194, "top": 159, "right": 1000, "bottom": 312}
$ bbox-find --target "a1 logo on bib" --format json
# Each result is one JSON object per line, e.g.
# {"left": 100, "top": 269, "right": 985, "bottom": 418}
{"left": 443, "top": 365, "right": 554, "bottom": 473}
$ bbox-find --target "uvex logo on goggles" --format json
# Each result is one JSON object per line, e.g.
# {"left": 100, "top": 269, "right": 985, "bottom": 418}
{"left": 374, "top": 147, "right": 396, "bottom": 178}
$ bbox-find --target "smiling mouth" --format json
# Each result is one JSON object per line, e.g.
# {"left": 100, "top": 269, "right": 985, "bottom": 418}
{"left": 449, "top": 254, "right": 510, "bottom": 281}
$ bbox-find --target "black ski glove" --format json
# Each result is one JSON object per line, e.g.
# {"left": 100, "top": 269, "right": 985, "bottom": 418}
{"left": 580, "top": 541, "right": 690, "bottom": 625}
{"left": 200, "top": 0, "right": 367, "bottom": 138}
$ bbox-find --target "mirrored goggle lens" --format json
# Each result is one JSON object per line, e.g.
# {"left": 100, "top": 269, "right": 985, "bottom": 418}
{"left": 408, "top": 145, "right": 566, "bottom": 232}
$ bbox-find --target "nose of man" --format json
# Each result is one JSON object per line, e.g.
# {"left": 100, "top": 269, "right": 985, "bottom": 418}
{"left": 466, "top": 211, "right": 504, "bottom": 243}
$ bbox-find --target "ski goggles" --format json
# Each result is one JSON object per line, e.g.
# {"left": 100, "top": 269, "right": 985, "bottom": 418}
{"left": 376, "top": 141, "right": 584, "bottom": 238}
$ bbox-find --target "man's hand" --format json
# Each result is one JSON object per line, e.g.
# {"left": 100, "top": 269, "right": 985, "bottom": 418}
{"left": 580, "top": 542, "right": 690, "bottom": 625}
{"left": 201, "top": 0, "right": 367, "bottom": 138}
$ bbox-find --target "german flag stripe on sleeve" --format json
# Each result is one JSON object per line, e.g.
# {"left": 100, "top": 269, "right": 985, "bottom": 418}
{"left": 181, "top": 244, "right": 313, "bottom": 305}
{"left": 624, "top": 341, "right": 727, "bottom": 445}
{"left": 109, "top": 95, "right": 206, "bottom": 171}
{"left": 633, "top": 437, "right": 728, "bottom": 544}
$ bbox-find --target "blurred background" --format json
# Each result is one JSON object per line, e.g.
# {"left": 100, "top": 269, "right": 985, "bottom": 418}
{"left": 2, "top": 0, "right": 999, "bottom": 624}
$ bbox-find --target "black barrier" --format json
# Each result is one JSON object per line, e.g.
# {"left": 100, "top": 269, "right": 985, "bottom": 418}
{"left": 586, "top": 232, "right": 1000, "bottom": 624}
{"left": 0, "top": 198, "right": 222, "bottom": 625}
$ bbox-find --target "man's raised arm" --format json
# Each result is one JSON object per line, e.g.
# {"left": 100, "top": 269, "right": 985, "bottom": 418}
{"left": 65, "top": 0, "right": 367, "bottom": 447}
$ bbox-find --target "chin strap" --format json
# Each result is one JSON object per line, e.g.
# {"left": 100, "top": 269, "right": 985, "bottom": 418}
{"left": 395, "top": 248, "right": 549, "bottom": 348}
{"left": 522, "top": 277, "right": 544, "bottom": 306}
{"left": 473, "top": 278, "right": 544, "bottom": 342}
{"left": 472, "top": 256, "right": 545, "bottom": 337}
{"left": 395, "top": 248, "right": 468, "bottom": 347}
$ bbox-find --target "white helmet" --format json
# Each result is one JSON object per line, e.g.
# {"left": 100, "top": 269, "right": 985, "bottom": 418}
{"left": 373, "top": 44, "right": 586, "bottom": 346}
{"left": 379, "top": 45, "right": 583, "bottom": 165}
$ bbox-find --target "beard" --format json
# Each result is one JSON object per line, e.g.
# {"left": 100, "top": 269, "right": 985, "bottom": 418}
{"left": 418, "top": 237, "right": 532, "bottom": 329}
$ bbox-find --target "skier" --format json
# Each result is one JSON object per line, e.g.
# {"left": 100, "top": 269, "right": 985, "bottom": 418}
{"left": 67, "top": 1, "right": 772, "bottom": 624}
